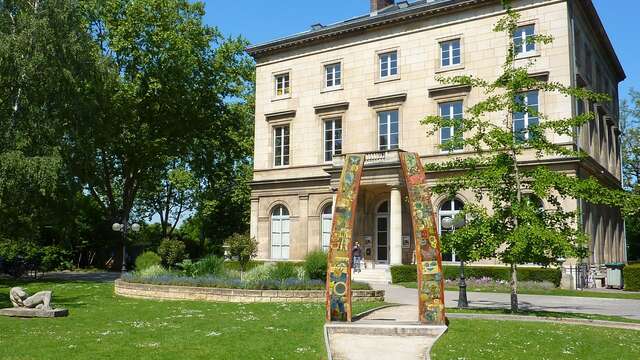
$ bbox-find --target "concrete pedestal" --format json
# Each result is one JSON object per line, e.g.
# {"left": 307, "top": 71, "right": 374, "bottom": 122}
{"left": 324, "top": 322, "right": 447, "bottom": 360}
{"left": 0, "top": 307, "right": 69, "bottom": 318}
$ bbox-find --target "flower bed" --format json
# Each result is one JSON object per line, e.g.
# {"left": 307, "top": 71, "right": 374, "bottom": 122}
{"left": 115, "top": 279, "right": 384, "bottom": 303}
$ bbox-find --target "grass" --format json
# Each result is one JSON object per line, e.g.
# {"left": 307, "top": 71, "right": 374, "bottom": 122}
{"left": 432, "top": 319, "right": 640, "bottom": 359}
{"left": 0, "top": 278, "right": 638, "bottom": 359}
{"left": 446, "top": 307, "right": 640, "bottom": 324}
{"left": 397, "top": 281, "right": 640, "bottom": 300}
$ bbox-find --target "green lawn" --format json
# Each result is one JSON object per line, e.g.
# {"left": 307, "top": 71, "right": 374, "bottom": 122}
{"left": 397, "top": 281, "right": 640, "bottom": 300}
{"left": 447, "top": 307, "right": 640, "bottom": 324}
{"left": 0, "top": 279, "right": 638, "bottom": 359}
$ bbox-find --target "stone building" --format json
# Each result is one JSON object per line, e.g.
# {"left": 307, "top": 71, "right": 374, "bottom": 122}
{"left": 246, "top": 0, "right": 626, "bottom": 271}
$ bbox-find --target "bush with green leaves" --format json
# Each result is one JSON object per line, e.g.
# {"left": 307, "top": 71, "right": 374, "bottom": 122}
{"left": 194, "top": 255, "right": 225, "bottom": 276}
{"left": 177, "top": 259, "right": 197, "bottom": 276}
{"left": 243, "top": 263, "right": 275, "bottom": 283}
{"left": 269, "top": 262, "right": 298, "bottom": 281}
{"left": 39, "top": 246, "right": 73, "bottom": 272}
{"left": 624, "top": 264, "right": 640, "bottom": 291}
{"left": 138, "top": 264, "right": 172, "bottom": 277}
{"left": 304, "top": 250, "right": 327, "bottom": 280}
{"left": 391, "top": 264, "right": 562, "bottom": 287}
{"left": 224, "top": 233, "right": 258, "bottom": 271}
{"left": 135, "top": 251, "right": 162, "bottom": 271}
{"left": 157, "top": 238, "right": 187, "bottom": 267}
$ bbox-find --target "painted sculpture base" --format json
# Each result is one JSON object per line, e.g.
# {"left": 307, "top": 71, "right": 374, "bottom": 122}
{"left": 324, "top": 322, "right": 447, "bottom": 360}
{"left": 0, "top": 307, "right": 69, "bottom": 318}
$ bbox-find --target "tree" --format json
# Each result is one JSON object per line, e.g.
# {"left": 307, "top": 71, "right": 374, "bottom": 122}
{"left": 137, "top": 159, "right": 198, "bottom": 240}
{"left": 0, "top": 0, "right": 96, "bottom": 248}
{"left": 422, "top": 0, "right": 637, "bottom": 312}
{"left": 224, "top": 233, "right": 257, "bottom": 272}
{"left": 621, "top": 91, "right": 640, "bottom": 260}
{"left": 69, "top": 0, "right": 253, "bottom": 249}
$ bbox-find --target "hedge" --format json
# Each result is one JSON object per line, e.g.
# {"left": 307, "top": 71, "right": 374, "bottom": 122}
{"left": 390, "top": 264, "right": 562, "bottom": 287}
{"left": 223, "top": 260, "right": 303, "bottom": 272}
{"left": 624, "top": 264, "right": 640, "bottom": 291}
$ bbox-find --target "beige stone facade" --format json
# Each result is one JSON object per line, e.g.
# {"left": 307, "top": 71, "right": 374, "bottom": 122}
{"left": 247, "top": 0, "right": 626, "bottom": 267}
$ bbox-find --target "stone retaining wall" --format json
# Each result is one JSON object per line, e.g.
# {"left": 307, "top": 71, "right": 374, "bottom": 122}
{"left": 114, "top": 280, "right": 384, "bottom": 303}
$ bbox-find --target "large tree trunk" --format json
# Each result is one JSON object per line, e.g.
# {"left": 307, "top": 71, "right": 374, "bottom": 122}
{"left": 510, "top": 263, "right": 518, "bottom": 313}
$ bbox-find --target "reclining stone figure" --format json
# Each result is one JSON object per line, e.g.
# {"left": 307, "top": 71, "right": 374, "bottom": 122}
{"left": 10, "top": 287, "right": 52, "bottom": 310}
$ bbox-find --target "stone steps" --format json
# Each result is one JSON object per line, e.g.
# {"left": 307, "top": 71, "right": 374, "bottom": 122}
{"left": 352, "top": 265, "right": 391, "bottom": 284}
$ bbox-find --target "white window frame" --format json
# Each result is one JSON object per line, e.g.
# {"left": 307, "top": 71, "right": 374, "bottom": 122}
{"left": 323, "top": 117, "right": 342, "bottom": 163}
{"left": 324, "top": 62, "right": 342, "bottom": 89}
{"left": 439, "top": 101, "right": 464, "bottom": 152}
{"left": 273, "top": 125, "right": 290, "bottom": 167}
{"left": 513, "top": 90, "right": 539, "bottom": 141}
{"left": 321, "top": 203, "right": 333, "bottom": 252}
{"left": 440, "top": 39, "right": 461, "bottom": 68}
{"left": 437, "top": 198, "right": 465, "bottom": 263}
{"left": 378, "top": 51, "right": 398, "bottom": 79}
{"left": 271, "top": 205, "right": 290, "bottom": 260}
{"left": 377, "top": 110, "right": 399, "bottom": 151}
{"left": 513, "top": 24, "right": 536, "bottom": 57}
{"left": 274, "top": 72, "right": 290, "bottom": 97}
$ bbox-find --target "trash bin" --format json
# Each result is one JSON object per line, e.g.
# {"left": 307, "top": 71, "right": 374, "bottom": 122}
{"left": 605, "top": 262, "right": 625, "bottom": 289}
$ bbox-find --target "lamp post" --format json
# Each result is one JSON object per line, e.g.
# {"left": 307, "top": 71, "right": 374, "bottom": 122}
{"left": 112, "top": 221, "right": 141, "bottom": 273}
{"left": 442, "top": 216, "right": 468, "bottom": 308}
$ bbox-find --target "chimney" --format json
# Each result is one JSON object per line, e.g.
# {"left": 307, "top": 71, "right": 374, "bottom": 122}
{"left": 370, "top": 0, "right": 395, "bottom": 14}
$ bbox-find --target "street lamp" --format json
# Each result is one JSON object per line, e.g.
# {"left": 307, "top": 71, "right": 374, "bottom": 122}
{"left": 112, "top": 221, "right": 141, "bottom": 273}
{"left": 442, "top": 215, "right": 468, "bottom": 308}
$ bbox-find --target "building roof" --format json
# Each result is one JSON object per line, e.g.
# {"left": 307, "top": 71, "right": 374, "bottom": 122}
{"left": 246, "top": 0, "right": 624, "bottom": 81}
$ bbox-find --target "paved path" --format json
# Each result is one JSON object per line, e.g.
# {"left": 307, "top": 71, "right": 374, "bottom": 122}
{"left": 371, "top": 282, "right": 640, "bottom": 320}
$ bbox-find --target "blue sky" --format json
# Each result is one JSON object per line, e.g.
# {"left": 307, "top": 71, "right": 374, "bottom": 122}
{"left": 204, "top": 0, "right": 638, "bottom": 100}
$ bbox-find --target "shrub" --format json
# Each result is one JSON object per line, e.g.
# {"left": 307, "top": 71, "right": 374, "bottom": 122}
{"left": 390, "top": 264, "right": 562, "bottom": 287}
{"left": 0, "top": 240, "right": 41, "bottom": 277}
{"left": 304, "top": 250, "right": 327, "bottom": 280}
{"left": 194, "top": 255, "right": 225, "bottom": 277}
{"left": 177, "top": 259, "right": 197, "bottom": 276}
{"left": 135, "top": 251, "right": 161, "bottom": 271}
{"left": 157, "top": 238, "right": 186, "bottom": 267}
{"left": 224, "top": 261, "right": 264, "bottom": 272}
{"left": 270, "top": 262, "right": 298, "bottom": 281}
{"left": 138, "top": 264, "right": 172, "bottom": 277}
{"left": 243, "top": 263, "right": 275, "bottom": 283}
{"left": 224, "top": 233, "right": 258, "bottom": 271}
{"left": 39, "top": 245, "right": 72, "bottom": 272}
{"left": 624, "top": 264, "right": 640, "bottom": 291}
{"left": 390, "top": 265, "right": 418, "bottom": 283}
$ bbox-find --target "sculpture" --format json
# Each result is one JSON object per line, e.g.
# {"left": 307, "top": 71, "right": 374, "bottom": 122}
{"left": 10, "top": 287, "right": 52, "bottom": 310}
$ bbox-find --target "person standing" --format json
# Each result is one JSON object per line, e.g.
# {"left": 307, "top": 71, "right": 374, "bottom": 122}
{"left": 352, "top": 242, "right": 362, "bottom": 273}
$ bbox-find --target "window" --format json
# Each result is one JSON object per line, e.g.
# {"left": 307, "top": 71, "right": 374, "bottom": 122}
{"left": 379, "top": 51, "right": 398, "bottom": 78}
{"left": 439, "top": 101, "right": 464, "bottom": 151}
{"left": 273, "top": 125, "right": 290, "bottom": 166}
{"left": 513, "top": 25, "right": 535, "bottom": 56}
{"left": 513, "top": 90, "right": 539, "bottom": 142}
{"left": 321, "top": 204, "right": 333, "bottom": 252}
{"left": 275, "top": 73, "right": 290, "bottom": 96}
{"left": 325, "top": 63, "right": 341, "bottom": 88}
{"left": 271, "top": 205, "right": 290, "bottom": 260}
{"left": 324, "top": 118, "right": 342, "bottom": 162}
{"left": 378, "top": 110, "right": 399, "bottom": 150}
{"left": 440, "top": 39, "right": 461, "bottom": 67}
{"left": 438, "top": 198, "right": 464, "bottom": 262}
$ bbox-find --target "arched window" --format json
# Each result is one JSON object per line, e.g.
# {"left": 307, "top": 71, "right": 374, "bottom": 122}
{"left": 438, "top": 198, "right": 464, "bottom": 262}
{"left": 321, "top": 203, "right": 333, "bottom": 252}
{"left": 271, "top": 205, "right": 290, "bottom": 260}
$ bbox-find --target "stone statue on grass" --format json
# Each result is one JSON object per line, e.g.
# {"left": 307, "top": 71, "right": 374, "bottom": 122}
{"left": 0, "top": 287, "right": 68, "bottom": 318}
{"left": 10, "top": 287, "right": 52, "bottom": 310}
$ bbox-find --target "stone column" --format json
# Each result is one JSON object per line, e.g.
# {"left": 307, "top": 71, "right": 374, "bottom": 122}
{"left": 390, "top": 186, "right": 402, "bottom": 265}
{"left": 299, "top": 194, "right": 309, "bottom": 257}
{"left": 250, "top": 197, "right": 259, "bottom": 242}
